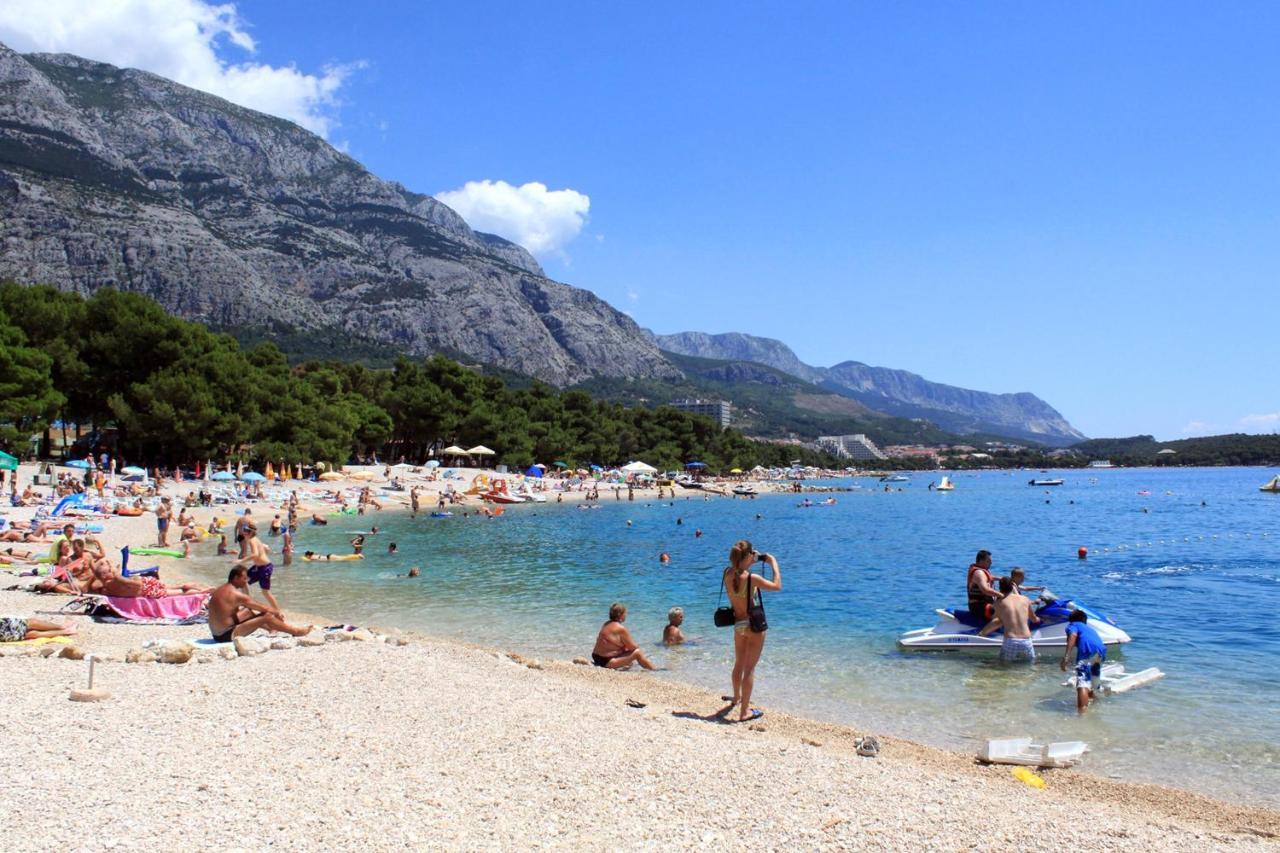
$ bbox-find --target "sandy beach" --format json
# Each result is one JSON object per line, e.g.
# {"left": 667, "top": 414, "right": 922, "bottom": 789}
{"left": 3, "top": 463, "right": 1278, "bottom": 850}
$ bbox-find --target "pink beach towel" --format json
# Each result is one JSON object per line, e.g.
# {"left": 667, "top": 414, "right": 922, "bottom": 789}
{"left": 97, "top": 592, "right": 209, "bottom": 622}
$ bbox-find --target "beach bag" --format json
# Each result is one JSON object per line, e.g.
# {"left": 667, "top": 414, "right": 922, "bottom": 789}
{"left": 713, "top": 573, "right": 735, "bottom": 627}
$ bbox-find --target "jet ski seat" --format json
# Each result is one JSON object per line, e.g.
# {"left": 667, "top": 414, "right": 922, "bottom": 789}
{"left": 950, "top": 609, "right": 986, "bottom": 628}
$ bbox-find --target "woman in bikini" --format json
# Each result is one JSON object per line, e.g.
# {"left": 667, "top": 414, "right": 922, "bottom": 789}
{"left": 723, "top": 540, "right": 782, "bottom": 723}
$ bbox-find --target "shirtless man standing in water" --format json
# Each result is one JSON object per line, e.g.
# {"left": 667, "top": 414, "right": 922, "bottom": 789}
{"left": 978, "top": 576, "right": 1041, "bottom": 661}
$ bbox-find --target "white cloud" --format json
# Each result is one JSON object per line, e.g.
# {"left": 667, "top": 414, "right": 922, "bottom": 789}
{"left": 1240, "top": 412, "right": 1280, "bottom": 431}
{"left": 436, "top": 180, "right": 590, "bottom": 256}
{"left": 627, "top": 289, "right": 639, "bottom": 303}
{"left": 0, "top": 0, "right": 356, "bottom": 136}
{"left": 1180, "top": 420, "right": 1219, "bottom": 437}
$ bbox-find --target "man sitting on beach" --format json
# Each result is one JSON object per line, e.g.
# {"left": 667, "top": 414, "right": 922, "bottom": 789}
{"left": 978, "top": 577, "right": 1040, "bottom": 661}
{"left": 591, "top": 603, "right": 656, "bottom": 670}
{"left": 207, "top": 566, "right": 312, "bottom": 643}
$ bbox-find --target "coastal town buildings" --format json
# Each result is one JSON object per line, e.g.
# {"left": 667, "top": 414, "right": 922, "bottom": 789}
{"left": 669, "top": 398, "right": 732, "bottom": 427}
{"left": 816, "top": 433, "right": 887, "bottom": 461}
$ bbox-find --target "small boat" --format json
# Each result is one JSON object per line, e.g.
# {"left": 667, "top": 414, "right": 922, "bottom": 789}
{"left": 1260, "top": 475, "right": 1280, "bottom": 493}
{"left": 1029, "top": 478, "right": 1064, "bottom": 486}
{"left": 675, "top": 476, "right": 703, "bottom": 490}
{"left": 935, "top": 476, "right": 955, "bottom": 491}
{"left": 732, "top": 485, "right": 758, "bottom": 496}
{"left": 880, "top": 475, "right": 909, "bottom": 483}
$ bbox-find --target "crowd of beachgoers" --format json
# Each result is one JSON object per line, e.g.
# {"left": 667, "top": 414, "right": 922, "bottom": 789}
{"left": 2, "top": 458, "right": 1277, "bottom": 848}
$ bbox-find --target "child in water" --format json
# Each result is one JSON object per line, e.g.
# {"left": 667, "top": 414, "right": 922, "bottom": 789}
{"left": 1060, "top": 610, "right": 1107, "bottom": 712}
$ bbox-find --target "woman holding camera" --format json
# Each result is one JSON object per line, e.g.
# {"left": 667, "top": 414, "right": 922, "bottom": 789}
{"left": 724, "top": 539, "right": 782, "bottom": 722}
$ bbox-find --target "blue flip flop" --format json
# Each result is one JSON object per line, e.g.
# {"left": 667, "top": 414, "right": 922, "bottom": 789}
{"left": 736, "top": 709, "right": 764, "bottom": 723}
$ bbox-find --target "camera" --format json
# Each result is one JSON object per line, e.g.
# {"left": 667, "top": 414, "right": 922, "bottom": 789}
{"left": 756, "top": 551, "right": 770, "bottom": 562}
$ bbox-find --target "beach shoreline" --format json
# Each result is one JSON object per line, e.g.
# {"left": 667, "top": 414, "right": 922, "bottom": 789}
{"left": 3, "top": 462, "right": 1278, "bottom": 847}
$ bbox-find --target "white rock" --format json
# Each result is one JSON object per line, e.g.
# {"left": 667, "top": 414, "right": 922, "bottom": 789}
{"left": 233, "top": 636, "right": 269, "bottom": 657}
{"left": 270, "top": 637, "right": 297, "bottom": 651}
{"left": 298, "top": 631, "right": 326, "bottom": 647}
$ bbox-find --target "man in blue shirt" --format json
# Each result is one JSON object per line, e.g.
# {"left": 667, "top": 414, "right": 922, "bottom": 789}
{"left": 1059, "top": 610, "right": 1107, "bottom": 712}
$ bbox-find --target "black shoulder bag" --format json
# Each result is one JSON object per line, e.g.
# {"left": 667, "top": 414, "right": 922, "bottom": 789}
{"left": 714, "top": 571, "right": 768, "bottom": 632}
{"left": 713, "top": 572, "right": 736, "bottom": 627}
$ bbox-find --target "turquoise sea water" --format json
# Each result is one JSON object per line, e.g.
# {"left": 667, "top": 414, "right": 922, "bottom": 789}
{"left": 185, "top": 467, "right": 1280, "bottom": 806}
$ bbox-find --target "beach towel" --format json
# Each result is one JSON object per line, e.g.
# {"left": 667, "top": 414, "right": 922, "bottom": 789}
{"left": 77, "top": 592, "right": 209, "bottom": 625}
{"left": 5, "top": 635, "right": 73, "bottom": 647}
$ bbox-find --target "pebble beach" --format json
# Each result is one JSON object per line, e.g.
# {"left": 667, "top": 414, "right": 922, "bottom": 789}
{"left": 3, "top": 464, "right": 1279, "bottom": 850}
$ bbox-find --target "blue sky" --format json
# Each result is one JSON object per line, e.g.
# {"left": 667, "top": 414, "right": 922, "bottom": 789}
{"left": 3, "top": 2, "right": 1277, "bottom": 440}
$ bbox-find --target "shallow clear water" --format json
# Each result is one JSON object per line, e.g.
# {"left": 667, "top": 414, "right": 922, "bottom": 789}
{"left": 186, "top": 468, "right": 1280, "bottom": 806}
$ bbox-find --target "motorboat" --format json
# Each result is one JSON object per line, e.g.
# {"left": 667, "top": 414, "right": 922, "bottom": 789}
{"left": 897, "top": 591, "right": 1131, "bottom": 650}
{"left": 675, "top": 475, "right": 703, "bottom": 490}
{"left": 935, "top": 476, "right": 955, "bottom": 491}
{"left": 880, "top": 475, "right": 910, "bottom": 482}
{"left": 1260, "top": 475, "right": 1280, "bottom": 493}
{"left": 1029, "top": 478, "right": 1064, "bottom": 486}
{"left": 732, "top": 485, "right": 758, "bottom": 496}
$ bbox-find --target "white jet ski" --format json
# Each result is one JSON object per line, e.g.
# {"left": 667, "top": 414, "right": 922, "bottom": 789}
{"left": 897, "top": 590, "right": 1131, "bottom": 650}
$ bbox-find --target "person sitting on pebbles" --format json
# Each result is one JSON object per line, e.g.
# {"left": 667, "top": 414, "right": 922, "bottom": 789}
{"left": 591, "top": 602, "right": 656, "bottom": 670}
{"left": 180, "top": 523, "right": 202, "bottom": 544}
{"left": 207, "top": 566, "right": 312, "bottom": 643}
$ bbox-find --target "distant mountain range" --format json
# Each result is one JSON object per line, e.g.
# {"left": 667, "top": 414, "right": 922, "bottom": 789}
{"left": 649, "top": 331, "right": 1086, "bottom": 446}
{"left": 0, "top": 43, "right": 1085, "bottom": 446}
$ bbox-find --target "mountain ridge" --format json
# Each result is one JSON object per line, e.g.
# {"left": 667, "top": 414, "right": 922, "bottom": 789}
{"left": 0, "top": 43, "right": 678, "bottom": 386}
{"left": 649, "top": 330, "right": 1085, "bottom": 445}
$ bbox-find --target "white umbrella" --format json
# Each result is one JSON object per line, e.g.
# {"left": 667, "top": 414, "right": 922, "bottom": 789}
{"left": 620, "top": 461, "right": 657, "bottom": 474}
{"left": 442, "top": 446, "right": 470, "bottom": 456}
{"left": 466, "top": 445, "right": 496, "bottom": 456}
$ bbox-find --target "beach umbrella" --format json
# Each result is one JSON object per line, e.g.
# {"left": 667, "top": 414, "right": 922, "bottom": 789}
{"left": 466, "top": 445, "right": 495, "bottom": 456}
{"left": 236, "top": 459, "right": 244, "bottom": 479}
{"left": 524, "top": 466, "right": 543, "bottom": 478}
{"left": 243, "top": 472, "right": 266, "bottom": 482}
{"left": 620, "top": 461, "right": 657, "bottom": 474}
{"left": 589, "top": 464, "right": 603, "bottom": 471}
{"left": 0, "top": 450, "right": 17, "bottom": 472}
{"left": 425, "top": 460, "right": 440, "bottom": 468}
{"left": 730, "top": 468, "right": 743, "bottom": 474}
{"left": 685, "top": 461, "right": 707, "bottom": 468}
{"left": 204, "top": 460, "right": 211, "bottom": 481}
{"left": 65, "top": 459, "right": 91, "bottom": 469}
{"left": 350, "top": 471, "right": 376, "bottom": 481}
{"left": 121, "top": 466, "right": 146, "bottom": 477}
{"left": 392, "top": 462, "right": 413, "bottom": 468}
{"left": 552, "top": 461, "right": 568, "bottom": 469}
{"left": 211, "top": 471, "right": 235, "bottom": 481}
{"left": 264, "top": 462, "right": 274, "bottom": 480}
{"left": 442, "top": 445, "right": 469, "bottom": 456}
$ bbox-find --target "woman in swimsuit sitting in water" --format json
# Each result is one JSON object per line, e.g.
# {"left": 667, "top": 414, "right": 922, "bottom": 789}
{"left": 590, "top": 603, "right": 655, "bottom": 670}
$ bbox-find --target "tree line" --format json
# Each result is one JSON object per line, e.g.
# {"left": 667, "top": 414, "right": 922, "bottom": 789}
{"left": 0, "top": 283, "right": 840, "bottom": 472}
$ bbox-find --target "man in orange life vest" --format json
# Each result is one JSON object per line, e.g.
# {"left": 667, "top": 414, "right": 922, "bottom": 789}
{"left": 967, "top": 549, "right": 1001, "bottom": 622}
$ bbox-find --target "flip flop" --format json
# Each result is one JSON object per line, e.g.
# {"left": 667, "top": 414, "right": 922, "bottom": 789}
{"left": 736, "top": 709, "right": 764, "bottom": 723}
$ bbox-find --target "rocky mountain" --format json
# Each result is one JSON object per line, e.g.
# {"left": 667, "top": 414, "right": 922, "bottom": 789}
{"left": 650, "top": 331, "right": 1086, "bottom": 445}
{"left": 0, "top": 43, "right": 678, "bottom": 386}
